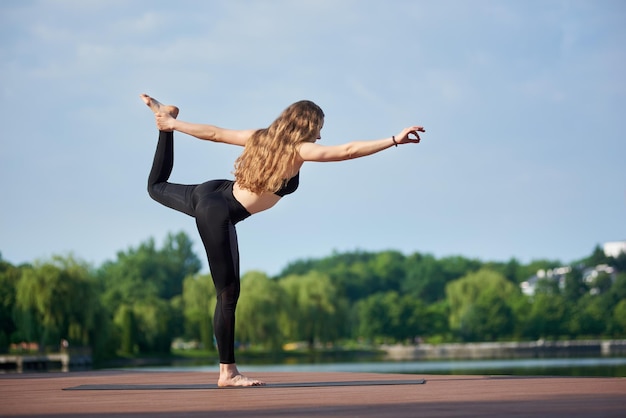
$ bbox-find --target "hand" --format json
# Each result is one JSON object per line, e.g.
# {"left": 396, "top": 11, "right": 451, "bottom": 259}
{"left": 396, "top": 126, "right": 425, "bottom": 144}
{"left": 155, "top": 112, "right": 176, "bottom": 131}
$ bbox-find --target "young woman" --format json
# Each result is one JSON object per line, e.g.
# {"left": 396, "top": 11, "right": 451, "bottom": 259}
{"left": 140, "top": 94, "right": 424, "bottom": 387}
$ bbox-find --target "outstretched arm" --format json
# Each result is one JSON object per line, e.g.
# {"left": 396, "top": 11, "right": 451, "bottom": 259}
{"left": 140, "top": 93, "right": 255, "bottom": 146}
{"left": 161, "top": 117, "right": 256, "bottom": 147}
{"left": 298, "top": 126, "right": 425, "bottom": 162}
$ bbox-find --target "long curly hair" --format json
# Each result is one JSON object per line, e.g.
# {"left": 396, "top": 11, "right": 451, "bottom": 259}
{"left": 234, "top": 100, "right": 324, "bottom": 194}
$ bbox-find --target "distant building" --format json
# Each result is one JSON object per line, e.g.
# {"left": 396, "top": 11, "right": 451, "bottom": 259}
{"left": 604, "top": 241, "right": 626, "bottom": 258}
{"left": 521, "top": 264, "right": 616, "bottom": 297}
{"left": 520, "top": 241, "right": 623, "bottom": 297}
{"left": 521, "top": 266, "right": 570, "bottom": 297}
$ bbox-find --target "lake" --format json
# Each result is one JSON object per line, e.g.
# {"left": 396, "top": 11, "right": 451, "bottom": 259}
{"left": 129, "top": 357, "right": 626, "bottom": 377}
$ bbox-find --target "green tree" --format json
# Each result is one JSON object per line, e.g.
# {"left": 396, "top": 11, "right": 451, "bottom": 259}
{"left": 445, "top": 269, "right": 519, "bottom": 342}
{"left": 403, "top": 253, "right": 446, "bottom": 303}
{"left": 610, "top": 252, "right": 626, "bottom": 272}
{"left": 563, "top": 266, "right": 587, "bottom": 303}
{"left": 482, "top": 258, "right": 528, "bottom": 284}
{"left": 503, "top": 257, "right": 523, "bottom": 283}
{"left": 370, "top": 251, "right": 405, "bottom": 294}
{"left": 280, "top": 250, "right": 399, "bottom": 302}
{"left": 158, "top": 232, "right": 202, "bottom": 299}
{"left": 609, "top": 272, "right": 626, "bottom": 301}
{"left": 394, "top": 294, "right": 429, "bottom": 342}
{"left": 525, "top": 293, "right": 567, "bottom": 339}
{"left": 355, "top": 292, "right": 394, "bottom": 342}
{"left": 439, "top": 255, "right": 482, "bottom": 283}
{"left": 0, "top": 256, "right": 21, "bottom": 352}
{"left": 590, "top": 272, "right": 613, "bottom": 295}
{"left": 133, "top": 297, "right": 174, "bottom": 353}
{"left": 182, "top": 273, "right": 216, "bottom": 350}
{"left": 99, "top": 239, "right": 162, "bottom": 308}
{"left": 611, "top": 299, "right": 626, "bottom": 337}
{"left": 586, "top": 245, "right": 609, "bottom": 266}
{"left": 98, "top": 232, "right": 201, "bottom": 355}
{"left": 99, "top": 232, "right": 200, "bottom": 306}
{"left": 532, "top": 277, "right": 560, "bottom": 295}
{"left": 15, "top": 255, "right": 100, "bottom": 349}
{"left": 508, "top": 291, "right": 532, "bottom": 339}
{"left": 403, "top": 254, "right": 483, "bottom": 303}
{"left": 459, "top": 291, "right": 515, "bottom": 341}
{"left": 422, "top": 301, "right": 450, "bottom": 341}
{"left": 279, "top": 271, "right": 344, "bottom": 347}
{"left": 355, "top": 291, "right": 429, "bottom": 343}
{"left": 568, "top": 294, "right": 608, "bottom": 338}
{"left": 115, "top": 304, "right": 137, "bottom": 355}
{"left": 236, "top": 271, "right": 285, "bottom": 350}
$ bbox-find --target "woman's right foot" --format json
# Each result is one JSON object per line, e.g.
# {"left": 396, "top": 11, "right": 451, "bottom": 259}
{"left": 217, "top": 373, "right": 265, "bottom": 388}
{"left": 218, "top": 363, "right": 265, "bottom": 387}
{"left": 140, "top": 93, "right": 179, "bottom": 118}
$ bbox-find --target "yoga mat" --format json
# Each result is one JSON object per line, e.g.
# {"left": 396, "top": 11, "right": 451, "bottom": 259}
{"left": 64, "top": 379, "right": 426, "bottom": 390}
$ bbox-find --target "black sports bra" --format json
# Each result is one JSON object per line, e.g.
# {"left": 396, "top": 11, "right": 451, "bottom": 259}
{"left": 275, "top": 172, "right": 299, "bottom": 197}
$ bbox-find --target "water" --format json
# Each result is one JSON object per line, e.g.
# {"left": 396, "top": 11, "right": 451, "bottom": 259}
{"left": 130, "top": 357, "right": 626, "bottom": 377}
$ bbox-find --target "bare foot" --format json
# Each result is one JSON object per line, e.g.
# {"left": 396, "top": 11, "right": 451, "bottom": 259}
{"left": 218, "top": 363, "right": 265, "bottom": 387}
{"left": 217, "top": 373, "right": 266, "bottom": 387}
{"left": 139, "top": 93, "right": 179, "bottom": 118}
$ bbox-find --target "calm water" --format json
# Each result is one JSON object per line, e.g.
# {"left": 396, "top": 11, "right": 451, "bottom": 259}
{"left": 132, "top": 357, "right": 626, "bottom": 377}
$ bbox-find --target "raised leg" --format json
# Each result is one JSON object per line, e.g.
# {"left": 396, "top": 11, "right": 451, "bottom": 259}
{"left": 146, "top": 131, "right": 196, "bottom": 217}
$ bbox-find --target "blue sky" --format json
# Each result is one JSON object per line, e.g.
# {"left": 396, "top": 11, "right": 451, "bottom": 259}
{"left": 1, "top": 0, "right": 624, "bottom": 276}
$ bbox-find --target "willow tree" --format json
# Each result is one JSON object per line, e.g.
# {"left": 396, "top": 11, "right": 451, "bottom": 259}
{"left": 445, "top": 268, "right": 520, "bottom": 341}
{"left": 15, "top": 255, "right": 99, "bottom": 349}
{"left": 0, "top": 256, "right": 21, "bottom": 352}
{"left": 279, "top": 271, "right": 345, "bottom": 348}
{"left": 236, "top": 271, "right": 285, "bottom": 350}
{"left": 182, "top": 273, "right": 216, "bottom": 351}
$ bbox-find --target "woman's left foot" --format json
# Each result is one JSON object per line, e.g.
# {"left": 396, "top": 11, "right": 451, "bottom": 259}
{"left": 218, "top": 374, "right": 265, "bottom": 387}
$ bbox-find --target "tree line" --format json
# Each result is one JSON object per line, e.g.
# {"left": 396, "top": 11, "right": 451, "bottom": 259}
{"left": 1, "top": 232, "right": 625, "bottom": 364}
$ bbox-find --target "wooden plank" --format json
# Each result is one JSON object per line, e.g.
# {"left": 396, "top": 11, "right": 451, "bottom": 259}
{"left": 1, "top": 371, "right": 625, "bottom": 417}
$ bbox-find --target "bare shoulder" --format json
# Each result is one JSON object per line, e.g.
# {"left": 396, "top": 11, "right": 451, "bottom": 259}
{"left": 297, "top": 142, "right": 322, "bottom": 160}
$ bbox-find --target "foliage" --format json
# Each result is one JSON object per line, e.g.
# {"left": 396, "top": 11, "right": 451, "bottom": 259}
{"left": 236, "top": 271, "right": 285, "bottom": 350}
{"left": 97, "top": 232, "right": 201, "bottom": 355}
{"left": 612, "top": 299, "right": 626, "bottom": 335}
{"left": 98, "top": 232, "right": 201, "bottom": 306}
{"left": 445, "top": 269, "right": 519, "bottom": 341}
{"left": 0, "top": 256, "right": 21, "bottom": 352}
{"left": 1, "top": 236, "right": 624, "bottom": 360}
{"left": 182, "top": 273, "right": 216, "bottom": 350}
{"left": 524, "top": 293, "right": 567, "bottom": 339}
{"left": 355, "top": 291, "right": 428, "bottom": 342}
{"left": 279, "top": 271, "right": 346, "bottom": 347}
{"left": 14, "top": 255, "right": 102, "bottom": 350}
{"left": 563, "top": 266, "right": 588, "bottom": 303}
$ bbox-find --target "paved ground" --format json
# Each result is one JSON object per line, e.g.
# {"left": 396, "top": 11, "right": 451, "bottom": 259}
{"left": 1, "top": 370, "right": 625, "bottom": 417}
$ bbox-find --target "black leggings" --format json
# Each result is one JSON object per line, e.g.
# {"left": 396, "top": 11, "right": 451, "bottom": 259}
{"left": 147, "top": 131, "right": 251, "bottom": 364}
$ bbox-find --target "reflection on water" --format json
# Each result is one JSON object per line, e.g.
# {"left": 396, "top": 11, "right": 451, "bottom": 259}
{"left": 133, "top": 357, "right": 626, "bottom": 377}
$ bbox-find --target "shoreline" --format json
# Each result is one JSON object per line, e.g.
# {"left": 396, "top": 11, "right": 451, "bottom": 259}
{"left": 3, "top": 339, "right": 625, "bottom": 373}
{"left": 382, "top": 339, "right": 626, "bottom": 361}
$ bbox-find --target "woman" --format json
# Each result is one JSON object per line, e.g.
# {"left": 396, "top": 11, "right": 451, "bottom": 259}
{"left": 140, "top": 93, "right": 424, "bottom": 387}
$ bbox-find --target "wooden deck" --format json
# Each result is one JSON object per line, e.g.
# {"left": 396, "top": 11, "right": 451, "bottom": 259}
{"left": 1, "top": 370, "right": 625, "bottom": 417}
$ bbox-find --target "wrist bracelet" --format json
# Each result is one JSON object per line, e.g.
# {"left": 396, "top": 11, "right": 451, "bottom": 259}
{"left": 392, "top": 136, "right": 398, "bottom": 147}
